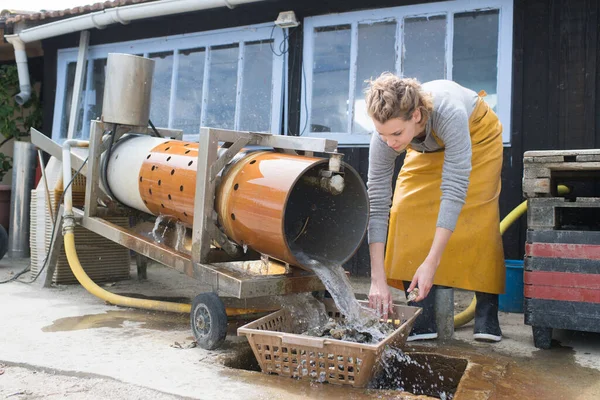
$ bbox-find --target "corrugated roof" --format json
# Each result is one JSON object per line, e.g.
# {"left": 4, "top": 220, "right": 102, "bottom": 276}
{"left": 1, "top": 0, "right": 158, "bottom": 25}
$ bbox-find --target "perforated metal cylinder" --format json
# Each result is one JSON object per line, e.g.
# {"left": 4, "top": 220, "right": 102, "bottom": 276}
{"left": 105, "top": 135, "right": 369, "bottom": 267}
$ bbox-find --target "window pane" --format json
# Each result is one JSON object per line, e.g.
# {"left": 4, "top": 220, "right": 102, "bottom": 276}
{"left": 205, "top": 44, "right": 238, "bottom": 130}
{"left": 353, "top": 21, "right": 396, "bottom": 134}
{"left": 81, "top": 58, "right": 107, "bottom": 139}
{"left": 311, "top": 25, "right": 351, "bottom": 133}
{"left": 403, "top": 15, "right": 446, "bottom": 83}
{"left": 453, "top": 10, "right": 499, "bottom": 110}
{"left": 149, "top": 51, "right": 174, "bottom": 128}
{"left": 174, "top": 48, "right": 205, "bottom": 135}
{"left": 60, "top": 61, "right": 87, "bottom": 139}
{"left": 240, "top": 41, "right": 273, "bottom": 132}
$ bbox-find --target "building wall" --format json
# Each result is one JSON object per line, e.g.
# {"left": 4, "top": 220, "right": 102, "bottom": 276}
{"left": 39, "top": 0, "right": 600, "bottom": 276}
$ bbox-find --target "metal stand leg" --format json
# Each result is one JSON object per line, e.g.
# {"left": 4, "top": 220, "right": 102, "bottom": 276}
{"left": 39, "top": 210, "right": 65, "bottom": 288}
{"left": 435, "top": 286, "right": 455, "bottom": 340}
{"left": 136, "top": 253, "right": 148, "bottom": 281}
{"left": 84, "top": 120, "right": 106, "bottom": 219}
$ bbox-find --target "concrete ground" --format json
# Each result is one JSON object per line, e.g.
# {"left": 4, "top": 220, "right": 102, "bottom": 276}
{"left": 1, "top": 256, "right": 599, "bottom": 399}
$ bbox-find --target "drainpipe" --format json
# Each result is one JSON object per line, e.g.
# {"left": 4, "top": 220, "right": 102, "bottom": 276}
{"left": 5, "top": 35, "right": 31, "bottom": 105}
{"left": 4, "top": 0, "right": 265, "bottom": 104}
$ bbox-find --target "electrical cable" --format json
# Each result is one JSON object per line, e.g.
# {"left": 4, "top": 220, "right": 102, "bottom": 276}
{"left": 0, "top": 157, "right": 89, "bottom": 284}
{"left": 148, "top": 119, "right": 161, "bottom": 137}
{"left": 269, "top": 25, "right": 295, "bottom": 57}
{"left": 268, "top": 25, "right": 308, "bottom": 136}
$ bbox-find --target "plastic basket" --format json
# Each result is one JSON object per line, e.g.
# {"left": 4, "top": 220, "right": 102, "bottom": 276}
{"left": 238, "top": 299, "right": 421, "bottom": 388}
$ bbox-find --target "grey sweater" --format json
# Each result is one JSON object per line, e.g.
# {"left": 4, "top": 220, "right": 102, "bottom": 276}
{"left": 367, "top": 80, "right": 479, "bottom": 244}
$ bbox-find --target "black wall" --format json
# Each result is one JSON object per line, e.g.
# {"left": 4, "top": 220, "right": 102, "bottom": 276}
{"left": 39, "top": 0, "right": 600, "bottom": 276}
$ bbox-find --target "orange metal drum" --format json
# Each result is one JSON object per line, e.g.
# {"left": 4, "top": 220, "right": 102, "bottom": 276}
{"left": 138, "top": 140, "right": 198, "bottom": 225}
{"left": 136, "top": 139, "right": 369, "bottom": 268}
{"left": 216, "top": 151, "right": 323, "bottom": 265}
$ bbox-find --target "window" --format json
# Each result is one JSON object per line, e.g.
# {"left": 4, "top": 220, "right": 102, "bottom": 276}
{"left": 53, "top": 24, "right": 286, "bottom": 142}
{"left": 301, "top": 0, "right": 514, "bottom": 145}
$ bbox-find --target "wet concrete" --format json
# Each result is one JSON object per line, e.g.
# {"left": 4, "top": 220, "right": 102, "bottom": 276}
{"left": 42, "top": 310, "right": 190, "bottom": 333}
{"left": 408, "top": 341, "right": 600, "bottom": 399}
{"left": 1, "top": 258, "right": 600, "bottom": 399}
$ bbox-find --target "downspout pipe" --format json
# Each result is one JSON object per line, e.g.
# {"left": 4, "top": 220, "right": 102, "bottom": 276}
{"left": 4, "top": 0, "right": 265, "bottom": 105}
{"left": 5, "top": 35, "right": 31, "bottom": 105}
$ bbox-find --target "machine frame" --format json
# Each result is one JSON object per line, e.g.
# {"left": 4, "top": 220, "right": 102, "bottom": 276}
{"left": 32, "top": 121, "right": 346, "bottom": 349}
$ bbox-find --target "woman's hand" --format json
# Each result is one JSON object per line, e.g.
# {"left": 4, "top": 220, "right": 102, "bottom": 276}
{"left": 407, "top": 227, "right": 452, "bottom": 302}
{"left": 369, "top": 277, "right": 394, "bottom": 319}
{"left": 407, "top": 257, "right": 439, "bottom": 302}
{"left": 368, "top": 242, "right": 393, "bottom": 319}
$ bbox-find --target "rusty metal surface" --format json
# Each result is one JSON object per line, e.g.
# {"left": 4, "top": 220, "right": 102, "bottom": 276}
{"left": 71, "top": 208, "right": 324, "bottom": 298}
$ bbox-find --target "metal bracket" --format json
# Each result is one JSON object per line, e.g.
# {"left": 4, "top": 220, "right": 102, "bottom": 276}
{"left": 191, "top": 128, "right": 339, "bottom": 265}
{"left": 149, "top": 127, "right": 184, "bottom": 140}
{"left": 84, "top": 120, "right": 105, "bottom": 218}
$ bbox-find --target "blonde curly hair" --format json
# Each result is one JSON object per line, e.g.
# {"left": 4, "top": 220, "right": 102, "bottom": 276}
{"left": 365, "top": 72, "right": 433, "bottom": 124}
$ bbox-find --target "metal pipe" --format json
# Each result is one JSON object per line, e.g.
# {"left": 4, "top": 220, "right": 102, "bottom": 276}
{"left": 37, "top": 149, "right": 54, "bottom": 223}
{"left": 434, "top": 287, "right": 454, "bottom": 340}
{"left": 4, "top": 36, "right": 31, "bottom": 105}
{"left": 7, "top": 141, "right": 37, "bottom": 258}
{"left": 12, "top": 0, "right": 266, "bottom": 44}
{"left": 62, "top": 139, "right": 90, "bottom": 220}
{"left": 4, "top": 0, "right": 265, "bottom": 113}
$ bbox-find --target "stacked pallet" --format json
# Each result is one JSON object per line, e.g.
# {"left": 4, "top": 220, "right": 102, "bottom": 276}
{"left": 523, "top": 149, "right": 600, "bottom": 349}
{"left": 30, "top": 157, "right": 131, "bottom": 285}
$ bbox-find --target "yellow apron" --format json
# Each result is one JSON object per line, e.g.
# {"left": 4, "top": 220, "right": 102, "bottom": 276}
{"left": 385, "top": 93, "right": 505, "bottom": 294}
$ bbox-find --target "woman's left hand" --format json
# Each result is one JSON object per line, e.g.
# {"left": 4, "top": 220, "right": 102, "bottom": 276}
{"left": 407, "top": 257, "right": 439, "bottom": 302}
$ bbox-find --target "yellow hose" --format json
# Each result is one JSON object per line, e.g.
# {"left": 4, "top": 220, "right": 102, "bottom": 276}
{"left": 453, "top": 185, "right": 570, "bottom": 327}
{"left": 64, "top": 232, "right": 265, "bottom": 316}
{"left": 64, "top": 233, "right": 191, "bottom": 313}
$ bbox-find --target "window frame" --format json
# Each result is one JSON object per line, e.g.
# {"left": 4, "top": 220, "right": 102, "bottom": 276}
{"left": 53, "top": 23, "right": 286, "bottom": 142}
{"left": 300, "top": 0, "right": 514, "bottom": 146}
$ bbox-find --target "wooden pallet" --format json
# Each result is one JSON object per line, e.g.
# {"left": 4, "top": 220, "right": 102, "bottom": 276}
{"left": 527, "top": 197, "right": 600, "bottom": 230}
{"left": 523, "top": 149, "right": 600, "bottom": 198}
{"left": 524, "top": 229, "right": 600, "bottom": 349}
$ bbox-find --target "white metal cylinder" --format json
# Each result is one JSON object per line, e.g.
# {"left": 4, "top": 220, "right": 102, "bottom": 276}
{"left": 102, "top": 53, "right": 155, "bottom": 127}
{"left": 105, "top": 135, "right": 166, "bottom": 214}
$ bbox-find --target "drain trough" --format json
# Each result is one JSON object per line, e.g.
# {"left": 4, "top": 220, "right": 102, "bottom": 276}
{"left": 369, "top": 351, "right": 468, "bottom": 399}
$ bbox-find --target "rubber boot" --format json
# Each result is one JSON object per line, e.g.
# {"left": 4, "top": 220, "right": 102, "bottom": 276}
{"left": 474, "top": 291, "right": 502, "bottom": 342}
{"left": 403, "top": 281, "right": 438, "bottom": 341}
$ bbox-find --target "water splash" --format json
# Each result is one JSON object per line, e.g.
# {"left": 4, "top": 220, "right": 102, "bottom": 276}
{"left": 293, "top": 251, "right": 378, "bottom": 325}
{"left": 278, "top": 293, "right": 328, "bottom": 333}
{"left": 151, "top": 215, "right": 167, "bottom": 243}
{"left": 288, "top": 251, "right": 401, "bottom": 345}
{"left": 369, "top": 347, "right": 458, "bottom": 399}
{"left": 174, "top": 221, "right": 186, "bottom": 252}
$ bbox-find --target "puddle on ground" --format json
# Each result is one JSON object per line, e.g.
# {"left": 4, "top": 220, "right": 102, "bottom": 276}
{"left": 221, "top": 342, "right": 466, "bottom": 399}
{"left": 42, "top": 309, "right": 190, "bottom": 332}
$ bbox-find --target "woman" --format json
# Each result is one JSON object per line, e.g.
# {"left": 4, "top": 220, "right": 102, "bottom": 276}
{"left": 365, "top": 73, "right": 505, "bottom": 342}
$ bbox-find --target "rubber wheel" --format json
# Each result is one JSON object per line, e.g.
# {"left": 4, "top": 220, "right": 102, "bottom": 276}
{"left": 190, "top": 292, "right": 228, "bottom": 350}
{"left": 0, "top": 224, "right": 7, "bottom": 261}
{"left": 532, "top": 326, "right": 553, "bottom": 349}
